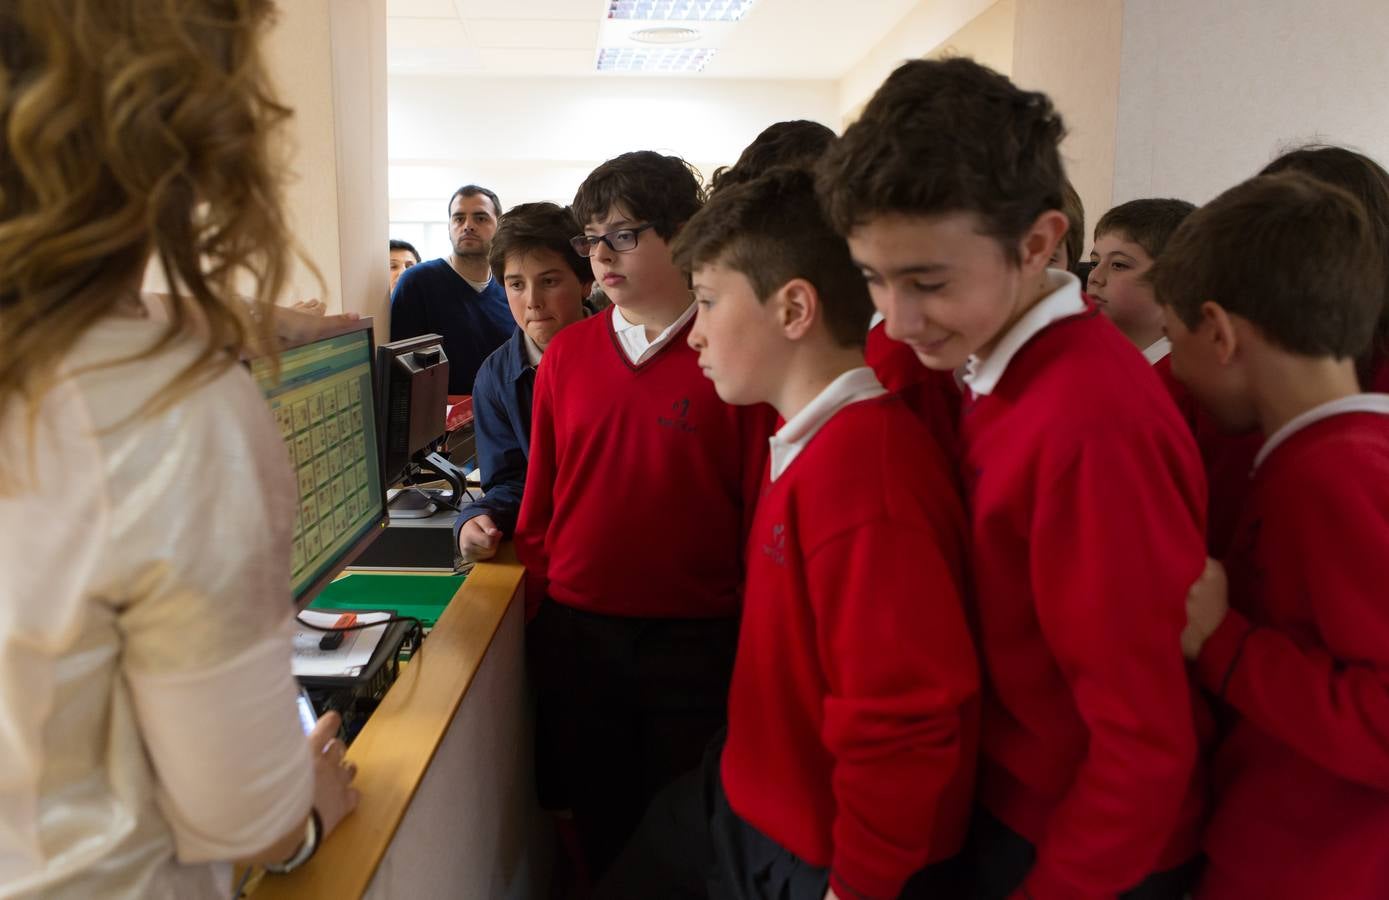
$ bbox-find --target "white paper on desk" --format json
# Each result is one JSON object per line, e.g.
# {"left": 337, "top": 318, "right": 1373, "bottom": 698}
{"left": 292, "top": 610, "right": 391, "bottom": 678}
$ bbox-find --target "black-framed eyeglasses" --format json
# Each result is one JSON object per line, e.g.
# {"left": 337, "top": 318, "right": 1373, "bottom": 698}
{"left": 570, "top": 223, "right": 656, "bottom": 258}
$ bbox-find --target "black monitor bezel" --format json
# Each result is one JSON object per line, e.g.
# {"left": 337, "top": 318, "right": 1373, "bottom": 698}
{"left": 247, "top": 316, "right": 389, "bottom": 610}
{"left": 375, "top": 332, "right": 450, "bottom": 489}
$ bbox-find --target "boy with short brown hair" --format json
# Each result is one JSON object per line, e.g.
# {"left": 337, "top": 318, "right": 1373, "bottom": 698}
{"left": 1087, "top": 197, "right": 1195, "bottom": 361}
{"left": 1155, "top": 171, "right": 1389, "bottom": 900}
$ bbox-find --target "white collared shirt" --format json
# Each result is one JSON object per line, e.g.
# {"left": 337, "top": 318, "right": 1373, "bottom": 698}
{"left": 962, "top": 270, "right": 1086, "bottom": 396}
{"left": 523, "top": 333, "right": 544, "bottom": 367}
{"left": 1144, "top": 336, "right": 1172, "bottom": 365}
{"left": 1254, "top": 393, "right": 1389, "bottom": 470}
{"left": 611, "top": 301, "right": 697, "bottom": 365}
{"left": 769, "top": 368, "right": 887, "bottom": 481}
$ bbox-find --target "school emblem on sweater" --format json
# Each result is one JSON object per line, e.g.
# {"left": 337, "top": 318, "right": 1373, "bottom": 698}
{"left": 761, "top": 522, "right": 787, "bottom": 566}
{"left": 658, "top": 397, "right": 697, "bottom": 433}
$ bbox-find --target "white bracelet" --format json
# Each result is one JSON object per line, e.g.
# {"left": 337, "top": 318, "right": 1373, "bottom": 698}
{"left": 264, "top": 809, "right": 322, "bottom": 874}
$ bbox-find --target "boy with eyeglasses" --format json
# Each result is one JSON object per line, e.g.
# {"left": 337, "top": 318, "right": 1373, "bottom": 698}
{"left": 515, "top": 151, "right": 776, "bottom": 882}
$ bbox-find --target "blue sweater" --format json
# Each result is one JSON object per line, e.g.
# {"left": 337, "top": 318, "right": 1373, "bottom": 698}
{"left": 389, "top": 258, "right": 515, "bottom": 395}
{"left": 456, "top": 329, "right": 535, "bottom": 535}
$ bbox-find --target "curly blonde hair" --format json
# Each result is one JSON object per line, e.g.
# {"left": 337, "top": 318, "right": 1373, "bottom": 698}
{"left": 0, "top": 0, "right": 300, "bottom": 479}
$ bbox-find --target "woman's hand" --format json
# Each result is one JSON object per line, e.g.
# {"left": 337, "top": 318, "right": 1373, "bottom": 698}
{"left": 308, "top": 711, "right": 359, "bottom": 837}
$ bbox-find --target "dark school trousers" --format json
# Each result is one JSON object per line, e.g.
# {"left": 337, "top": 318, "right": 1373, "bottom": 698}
{"left": 596, "top": 735, "right": 971, "bottom": 900}
{"left": 528, "top": 598, "right": 739, "bottom": 882}
{"left": 969, "top": 808, "right": 1202, "bottom": 900}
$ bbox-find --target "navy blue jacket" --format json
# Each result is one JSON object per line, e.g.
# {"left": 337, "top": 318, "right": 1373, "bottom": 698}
{"left": 456, "top": 329, "right": 535, "bottom": 534}
{"left": 389, "top": 258, "right": 515, "bottom": 395}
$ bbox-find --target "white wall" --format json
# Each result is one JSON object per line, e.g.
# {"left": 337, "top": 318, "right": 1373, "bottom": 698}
{"left": 388, "top": 74, "right": 838, "bottom": 256}
{"left": 1113, "top": 0, "right": 1389, "bottom": 206}
{"left": 259, "top": 0, "right": 390, "bottom": 320}
{"left": 1011, "top": 0, "right": 1125, "bottom": 253}
{"left": 836, "top": 0, "right": 1001, "bottom": 122}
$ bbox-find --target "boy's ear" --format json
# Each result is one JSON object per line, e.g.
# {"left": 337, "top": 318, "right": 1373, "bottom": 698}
{"left": 1019, "top": 209, "right": 1071, "bottom": 273}
{"left": 1199, "top": 300, "right": 1240, "bottom": 365}
{"left": 774, "top": 278, "right": 818, "bottom": 341}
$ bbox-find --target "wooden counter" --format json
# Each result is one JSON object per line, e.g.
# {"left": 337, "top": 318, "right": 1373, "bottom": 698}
{"left": 255, "top": 547, "right": 545, "bottom": 899}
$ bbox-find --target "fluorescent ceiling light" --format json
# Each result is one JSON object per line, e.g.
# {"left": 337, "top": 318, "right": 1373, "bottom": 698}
{"left": 607, "top": 0, "right": 755, "bottom": 22}
{"left": 596, "top": 47, "right": 717, "bottom": 72}
{"left": 630, "top": 26, "right": 703, "bottom": 43}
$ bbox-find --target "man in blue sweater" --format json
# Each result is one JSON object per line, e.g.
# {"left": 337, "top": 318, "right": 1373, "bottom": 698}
{"left": 456, "top": 202, "right": 592, "bottom": 563}
{"left": 389, "top": 184, "right": 516, "bottom": 395}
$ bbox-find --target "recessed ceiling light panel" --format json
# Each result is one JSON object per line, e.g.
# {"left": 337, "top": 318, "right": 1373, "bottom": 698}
{"left": 607, "top": 0, "right": 756, "bottom": 22}
{"left": 630, "top": 26, "right": 703, "bottom": 43}
{"left": 596, "top": 47, "right": 717, "bottom": 72}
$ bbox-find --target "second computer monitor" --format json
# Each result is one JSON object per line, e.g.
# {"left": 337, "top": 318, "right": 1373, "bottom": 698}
{"left": 377, "top": 334, "right": 450, "bottom": 488}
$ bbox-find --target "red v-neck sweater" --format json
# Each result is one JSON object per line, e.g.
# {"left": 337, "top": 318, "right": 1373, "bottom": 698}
{"left": 515, "top": 307, "right": 775, "bottom": 619}
{"left": 1194, "top": 411, "right": 1389, "bottom": 900}
{"left": 721, "top": 394, "right": 978, "bottom": 900}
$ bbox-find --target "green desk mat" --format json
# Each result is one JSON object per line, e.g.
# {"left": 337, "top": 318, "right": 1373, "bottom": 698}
{"left": 308, "top": 572, "right": 464, "bottom": 627}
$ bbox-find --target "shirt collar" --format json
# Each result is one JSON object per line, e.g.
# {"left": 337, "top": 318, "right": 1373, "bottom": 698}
{"left": 769, "top": 368, "right": 886, "bottom": 481}
{"left": 611, "top": 300, "right": 697, "bottom": 364}
{"left": 1254, "top": 393, "right": 1389, "bottom": 470}
{"left": 522, "top": 333, "right": 544, "bottom": 368}
{"left": 611, "top": 304, "right": 644, "bottom": 334}
{"left": 962, "top": 270, "right": 1086, "bottom": 396}
{"left": 1144, "top": 336, "right": 1172, "bottom": 365}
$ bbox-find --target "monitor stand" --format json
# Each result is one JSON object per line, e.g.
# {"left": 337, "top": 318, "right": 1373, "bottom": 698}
{"left": 387, "top": 451, "right": 472, "bottom": 519}
{"left": 387, "top": 487, "right": 439, "bottom": 519}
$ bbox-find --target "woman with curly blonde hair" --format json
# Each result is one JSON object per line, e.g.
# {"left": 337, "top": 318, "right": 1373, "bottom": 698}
{"left": 0, "top": 1, "right": 357, "bottom": 896}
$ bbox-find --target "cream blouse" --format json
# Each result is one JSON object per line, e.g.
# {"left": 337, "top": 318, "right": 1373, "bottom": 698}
{"left": 0, "top": 315, "right": 312, "bottom": 899}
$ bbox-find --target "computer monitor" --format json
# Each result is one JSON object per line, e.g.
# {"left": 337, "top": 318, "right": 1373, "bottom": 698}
{"left": 377, "top": 334, "right": 449, "bottom": 487}
{"left": 249, "top": 318, "right": 388, "bottom": 609}
{"left": 376, "top": 334, "right": 468, "bottom": 517}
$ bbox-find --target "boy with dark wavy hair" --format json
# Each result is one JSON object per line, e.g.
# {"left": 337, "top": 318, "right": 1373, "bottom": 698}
{"left": 819, "top": 58, "right": 1208, "bottom": 899}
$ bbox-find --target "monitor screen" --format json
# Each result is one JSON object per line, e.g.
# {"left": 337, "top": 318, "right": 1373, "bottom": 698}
{"left": 250, "top": 319, "right": 387, "bottom": 607}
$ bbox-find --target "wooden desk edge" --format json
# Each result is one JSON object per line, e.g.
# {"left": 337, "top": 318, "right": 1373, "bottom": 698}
{"left": 254, "top": 547, "right": 526, "bottom": 899}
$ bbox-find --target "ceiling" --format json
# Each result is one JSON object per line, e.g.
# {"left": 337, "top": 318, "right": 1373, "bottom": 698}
{"left": 386, "top": 0, "right": 924, "bottom": 79}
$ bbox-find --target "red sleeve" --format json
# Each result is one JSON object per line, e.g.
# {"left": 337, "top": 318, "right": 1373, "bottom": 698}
{"left": 514, "top": 351, "right": 557, "bottom": 619}
{"left": 1025, "top": 439, "right": 1205, "bottom": 899}
{"left": 1196, "top": 470, "right": 1389, "bottom": 790}
{"left": 812, "top": 523, "right": 978, "bottom": 900}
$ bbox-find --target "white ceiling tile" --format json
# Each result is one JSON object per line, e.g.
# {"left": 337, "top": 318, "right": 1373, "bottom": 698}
{"left": 471, "top": 47, "right": 598, "bottom": 75}
{"left": 388, "top": 16, "right": 469, "bottom": 49}
{"left": 464, "top": 19, "right": 600, "bottom": 49}
{"left": 455, "top": 0, "right": 607, "bottom": 21}
{"left": 387, "top": 0, "right": 459, "bottom": 17}
{"left": 387, "top": 0, "right": 946, "bottom": 79}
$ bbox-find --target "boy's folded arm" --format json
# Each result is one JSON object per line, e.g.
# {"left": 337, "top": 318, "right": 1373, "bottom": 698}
{"left": 812, "top": 524, "right": 977, "bottom": 900}
{"left": 1196, "top": 486, "right": 1389, "bottom": 789}
{"left": 1198, "top": 613, "right": 1389, "bottom": 789}
{"left": 1026, "top": 442, "right": 1203, "bottom": 898}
